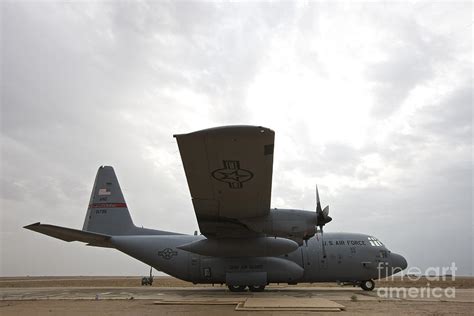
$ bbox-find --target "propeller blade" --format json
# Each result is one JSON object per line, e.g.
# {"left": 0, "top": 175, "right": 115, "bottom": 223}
{"left": 320, "top": 226, "right": 327, "bottom": 258}
{"left": 316, "top": 185, "right": 322, "bottom": 213}
{"left": 323, "top": 205, "right": 329, "bottom": 217}
{"left": 326, "top": 216, "right": 332, "bottom": 224}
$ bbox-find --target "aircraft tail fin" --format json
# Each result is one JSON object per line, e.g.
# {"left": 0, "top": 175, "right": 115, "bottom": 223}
{"left": 82, "top": 166, "right": 136, "bottom": 235}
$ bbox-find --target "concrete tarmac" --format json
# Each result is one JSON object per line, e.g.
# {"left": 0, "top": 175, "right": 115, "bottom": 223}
{"left": 1, "top": 286, "right": 383, "bottom": 301}
{"left": 1, "top": 286, "right": 473, "bottom": 302}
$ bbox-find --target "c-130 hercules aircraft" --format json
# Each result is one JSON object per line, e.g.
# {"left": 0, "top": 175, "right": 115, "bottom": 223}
{"left": 26, "top": 125, "right": 407, "bottom": 292}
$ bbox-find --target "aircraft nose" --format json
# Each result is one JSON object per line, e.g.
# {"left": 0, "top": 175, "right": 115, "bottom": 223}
{"left": 391, "top": 253, "right": 408, "bottom": 271}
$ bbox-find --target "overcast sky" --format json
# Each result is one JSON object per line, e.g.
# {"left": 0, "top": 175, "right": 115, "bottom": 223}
{"left": 1, "top": 1, "right": 472, "bottom": 277}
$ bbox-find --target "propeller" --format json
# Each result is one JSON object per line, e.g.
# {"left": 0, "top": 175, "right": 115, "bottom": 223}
{"left": 315, "top": 185, "right": 332, "bottom": 258}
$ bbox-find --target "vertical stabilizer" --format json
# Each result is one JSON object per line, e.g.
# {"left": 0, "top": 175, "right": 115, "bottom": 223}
{"left": 82, "top": 166, "right": 135, "bottom": 235}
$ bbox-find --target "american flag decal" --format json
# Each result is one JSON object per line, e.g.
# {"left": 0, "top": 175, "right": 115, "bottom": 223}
{"left": 98, "top": 188, "right": 111, "bottom": 196}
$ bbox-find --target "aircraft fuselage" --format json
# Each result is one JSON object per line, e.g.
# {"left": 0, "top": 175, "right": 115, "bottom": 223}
{"left": 111, "top": 231, "right": 406, "bottom": 285}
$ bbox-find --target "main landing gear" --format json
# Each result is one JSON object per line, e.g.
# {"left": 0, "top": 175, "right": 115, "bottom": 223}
{"left": 227, "top": 285, "right": 266, "bottom": 292}
{"left": 360, "top": 279, "right": 375, "bottom": 291}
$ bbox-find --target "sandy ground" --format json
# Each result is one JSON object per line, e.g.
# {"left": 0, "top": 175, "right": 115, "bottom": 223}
{"left": 1, "top": 276, "right": 473, "bottom": 315}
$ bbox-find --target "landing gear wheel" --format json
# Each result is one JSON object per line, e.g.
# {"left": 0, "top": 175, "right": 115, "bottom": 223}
{"left": 360, "top": 279, "right": 375, "bottom": 291}
{"left": 228, "top": 285, "right": 247, "bottom": 292}
{"left": 248, "top": 285, "right": 266, "bottom": 292}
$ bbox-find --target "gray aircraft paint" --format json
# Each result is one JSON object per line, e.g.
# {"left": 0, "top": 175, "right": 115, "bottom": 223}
{"left": 176, "top": 236, "right": 299, "bottom": 257}
{"left": 109, "top": 231, "right": 406, "bottom": 285}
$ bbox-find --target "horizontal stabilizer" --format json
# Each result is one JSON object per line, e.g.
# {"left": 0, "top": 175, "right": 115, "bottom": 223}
{"left": 24, "top": 222, "right": 111, "bottom": 246}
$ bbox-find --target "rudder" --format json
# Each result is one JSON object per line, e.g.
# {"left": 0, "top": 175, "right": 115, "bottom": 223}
{"left": 83, "top": 166, "right": 135, "bottom": 235}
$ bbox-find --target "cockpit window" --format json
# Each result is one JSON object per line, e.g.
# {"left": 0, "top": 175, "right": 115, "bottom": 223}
{"left": 368, "top": 236, "right": 383, "bottom": 247}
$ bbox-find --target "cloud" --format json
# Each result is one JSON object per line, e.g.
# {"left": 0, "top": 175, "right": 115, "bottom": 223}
{"left": 418, "top": 83, "right": 472, "bottom": 144}
{"left": 362, "top": 2, "right": 470, "bottom": 118}
{"left": 1, "top": 1, "right": 472, "bottom": 276}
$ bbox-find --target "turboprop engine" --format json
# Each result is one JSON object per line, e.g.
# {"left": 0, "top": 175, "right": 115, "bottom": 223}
{"left": 241, "top": 186, "right": 332, "bottom": 249}
{"left": 240, "top": 209, "right": 318, "bottom": 244}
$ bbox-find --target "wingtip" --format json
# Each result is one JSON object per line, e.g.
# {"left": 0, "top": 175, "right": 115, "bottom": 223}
{"left": 99, "top": 165, "right": 114, "bottom": 170}
{"left": 23, "top": 222, "right": 41, "bottom": 229}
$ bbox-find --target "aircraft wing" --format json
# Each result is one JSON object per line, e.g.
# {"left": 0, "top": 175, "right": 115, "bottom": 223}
{"left": 24, "top": 222, "right": 112, "bottom": 247}
{"left": 174, "top": 126, "right": 274, "bottom": 238}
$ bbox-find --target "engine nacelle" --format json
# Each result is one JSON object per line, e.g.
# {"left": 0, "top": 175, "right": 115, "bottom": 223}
{"left": 240, "top": 209, "right": 317, "bottom": 245}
